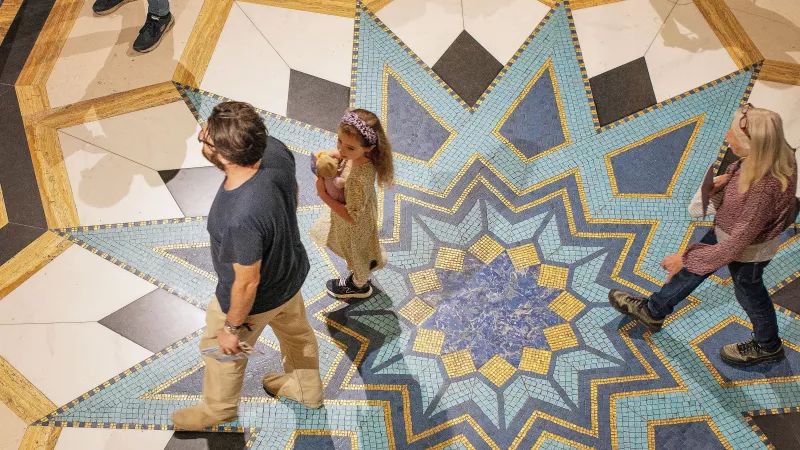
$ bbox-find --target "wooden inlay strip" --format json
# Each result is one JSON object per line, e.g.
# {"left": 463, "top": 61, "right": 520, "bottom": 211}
{"left": 0, "top": 0, "right": 23, "bottom": 46}
{"left": 0, "top": 357, "right": 57, "bottom": 424}
{"left": 0, "top": 231, "right": 72, "bottom": 300}
{"left": 239, "top": 0, "right": 394, "bottom": 17}
{"left": 694, "top": 0, "right": 763, "bottom": 69}
{"left": 760, "top": 60, "right": 800, "bottom": 86}
{"left": 173, "top": 0, "right": 235, "bottom": 86}
{"left": 18, "top": 426, "right": 61, "bottom": 450}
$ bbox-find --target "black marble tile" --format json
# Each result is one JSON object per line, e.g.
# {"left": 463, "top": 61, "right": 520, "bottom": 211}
{"left": 751, "top": 412, "right": 800, "bottom": 449}
{"left": 286, "top": 70, "right": 350, "bottom": 132}
{"left": 165, "top": 431, "right": 247, "bottom": 450}
{"left": 0, "top": 223, "right": 44, "bottom": 266}
{"left": 0, "top": 85, "right": 47, "bottom": 228}
{"left": 99, "top": 288, "right": 206, "bottom": 353}
{"left": 773, "top": 278, "right": 800, "bottom": 315}
{"left": 589, "top": 57, "right": 657, "bottom": 127}
{"left": 159, "top": 167, "right": 225, "bottom": 217}
{"left": 0, "top": 0, "right": 57, "bottom": 84}
{"left": 431, "top": 31, "right": 502, "bottom": 106}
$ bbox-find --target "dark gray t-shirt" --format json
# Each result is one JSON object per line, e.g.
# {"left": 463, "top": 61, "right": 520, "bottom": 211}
{"left": 207, "top": 137, "right": 310, "bottom": 315}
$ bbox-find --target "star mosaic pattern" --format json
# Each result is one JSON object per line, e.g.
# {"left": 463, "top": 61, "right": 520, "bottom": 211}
{"left": 41, "top": 1, "right": 800, "bottom": 449}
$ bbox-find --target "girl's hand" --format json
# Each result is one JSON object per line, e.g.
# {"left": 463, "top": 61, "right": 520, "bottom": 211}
{"left": 660, "top": 253, "right": 684, "bottom": 283}
{"left": 710, "top": 174, "right": 731, "bottom": 196}
{"left": 316, "top": 176, "right": 327, "bottom": 198}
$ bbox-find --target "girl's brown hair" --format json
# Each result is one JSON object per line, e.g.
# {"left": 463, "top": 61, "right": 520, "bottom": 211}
{"left": 339, "top": 109, "right": 394, "bottom": 187}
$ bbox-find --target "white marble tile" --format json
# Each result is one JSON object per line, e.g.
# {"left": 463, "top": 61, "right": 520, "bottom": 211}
{"left": 59, "top": 102, "right": 207, "bottom": 171}
{"left": 200, "top": 4, "right": 290, "bottom": 116}
{"left": 645, "top": 3, "right": 739, "bottom": 101}
{"left": 462, "top": 0, "right": 551, "bottom": 65}
{"left": 59, "top": 131, "right": 184, "bottom": 226}
{"left": 729, "top": 8, "right": 800, "bottom": 64}
{"left": 237, "top": 2, "right": 354, "bottom": 87}
{"left": 725, "top": 0, "right": 800, "bottom": 28}
{"left": 0, "top": 246, "right": 156, "bottom": 325}
{"left": 572, "top": 0, "right": 675, "bottom": 78}
{"left": 46, "top": 0, "right": 204, "bottom": 108}
{"left": 0, "top": 323, "right": 151, "bottom": 407}
{"left": 749, "top": 81, "right": 800, "bottom": 148}
{"left": 55, "top": 428, "right": 174, "bottom": 450}
{"left": 375, "top": 0, "right": 463, "bottom": 67}
{"left": 0, "top": 402, "right": 27, "bottom": 450}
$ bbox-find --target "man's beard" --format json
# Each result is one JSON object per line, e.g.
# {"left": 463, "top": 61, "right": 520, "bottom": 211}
{"left": 203, "top": 147, "right": 225, "bottom": 171}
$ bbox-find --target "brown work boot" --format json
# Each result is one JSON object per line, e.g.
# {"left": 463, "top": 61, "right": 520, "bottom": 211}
{"left": 608, "top": 289, "right": 664, "bottom": 332}
{"left": 171, "top": 404, "right": 236, "bottom": 431}
{"left": 263, "top": 373, "right": 323, "bottom": 409}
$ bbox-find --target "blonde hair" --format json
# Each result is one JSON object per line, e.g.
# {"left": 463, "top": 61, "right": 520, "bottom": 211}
{"left": 339, "top": 109, "right": 395, "bottom": 187}
{"left": 731, "top": 106, "right": 795, "bottom": 193}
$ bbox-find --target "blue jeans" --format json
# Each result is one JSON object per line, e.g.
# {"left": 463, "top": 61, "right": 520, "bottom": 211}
{"left": 148, "top": 0, "right": 170, "bottom": 16}
{"left": 647, "top": 230, "right": 780, "bottom": 349}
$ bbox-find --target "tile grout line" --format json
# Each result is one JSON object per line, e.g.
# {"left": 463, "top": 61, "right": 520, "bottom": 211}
{"left": 57, "top": 129, "right": 169, "bottom": 175}
{"left": 726, "top": 6, "right": 793, "bottom": 27}
{"left": 236, "top": 1, "right": 291, "bottom": 71}
{"left": 644, "top": 2, "right": 679, "bottom": 57}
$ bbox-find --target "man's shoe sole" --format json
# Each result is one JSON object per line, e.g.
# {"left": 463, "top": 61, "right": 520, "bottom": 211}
{"left": 608, "top": 290, "right": 662, "bottom": 332}
{"left": 720, "top": 347, "right": 785, "bottom": 367}
{"left": 93, "top": 0, "right": 135, "bottom": 16}
{"left": 134, "top": 15, "right": 175, "bottom": 53}
{"left": 327, "top": 285, "right": 373, "bottom": 300}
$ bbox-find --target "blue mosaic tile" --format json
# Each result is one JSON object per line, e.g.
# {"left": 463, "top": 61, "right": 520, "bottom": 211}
{"left": 44, "top": 2, "right": 800, "bottom": 449}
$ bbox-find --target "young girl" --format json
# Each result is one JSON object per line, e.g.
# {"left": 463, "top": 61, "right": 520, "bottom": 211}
{"left": 311, "top": 109, "right": 394, "bottom": 299}
{"left": 609, "top": 104, "right": 798, "bottom": 367}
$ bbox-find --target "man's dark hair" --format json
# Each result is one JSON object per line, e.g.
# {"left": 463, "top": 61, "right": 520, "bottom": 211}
{"left": 207, "top": 102, "right": 268, "bottom": 166}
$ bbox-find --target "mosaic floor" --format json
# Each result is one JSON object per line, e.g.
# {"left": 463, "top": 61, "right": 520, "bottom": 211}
{"left": 1, "top": 0, "right": 800, "bottom": 449}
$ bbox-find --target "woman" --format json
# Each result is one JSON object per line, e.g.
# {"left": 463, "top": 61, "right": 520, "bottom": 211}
{"left": 609, "top": 104, "right": 798, "bottom": 367}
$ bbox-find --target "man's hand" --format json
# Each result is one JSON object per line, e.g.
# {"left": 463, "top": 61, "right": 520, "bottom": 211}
{"left": 218, "top": 331, "right": 241, "bottom": 355}
{"left": 660, "top": 253, "right": 684, "bottom": 283}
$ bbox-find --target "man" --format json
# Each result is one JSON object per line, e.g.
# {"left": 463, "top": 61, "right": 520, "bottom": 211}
{"left": 172, "top": 102, "right": 324, "bottom": 431}
{"left": 92, "top": 0, "right": 173, "bottom": 53}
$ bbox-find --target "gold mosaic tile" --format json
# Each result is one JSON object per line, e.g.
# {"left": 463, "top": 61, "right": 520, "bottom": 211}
{"left": 408, "top": 269, "right": 442, "bottom": 295}
{"left": 398, "top": 297, "right": 435, "bottom": 326}
{"left": 479, "top": 355, "right": 516, "bottom": 387}
{"left": 507, "top": 243, "right": 541, "bottom": 270}
{"left": 544, "top": 324, "right": 579, "bottom": 351}
{"left": 519, "top": 348, "right": 552, "bottom": 375}
{"left": 435, "top": 247, "right": 466, "bottom": 272}
{"left": 538, "top": 264, "right": 569, "bottom": 290}
{"left": 548, "top": 291, "right": 585, "bottom": 321}
{"left": 469, "top": 235, "right": 505, "bottom": 264}
{"left": 413, "top": 329, "right": 445, "bottom": 355}
{"left": 441, "top": 350, "right": 476, "bottom": 378}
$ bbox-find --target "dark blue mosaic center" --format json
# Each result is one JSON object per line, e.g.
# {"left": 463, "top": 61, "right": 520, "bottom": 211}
{"left": 423, "top": 253, "right": 563, "bottom": 366}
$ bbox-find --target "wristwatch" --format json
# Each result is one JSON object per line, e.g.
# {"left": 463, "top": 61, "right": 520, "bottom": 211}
{"left": 223, "top": 320, "right": 244, "bottom": 336}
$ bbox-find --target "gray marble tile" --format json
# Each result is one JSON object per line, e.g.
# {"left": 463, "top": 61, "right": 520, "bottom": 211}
{"left": 99, "top": 289, "right": 206, "bottom": 353}
{"left": 588, "top": 57, "right": 657, "bottom": 127}
{"left": 287, "top": 70, "right": 350, "bottom": 132}
{"left": 431, "top": 31, "right": 502, "bottom": 106}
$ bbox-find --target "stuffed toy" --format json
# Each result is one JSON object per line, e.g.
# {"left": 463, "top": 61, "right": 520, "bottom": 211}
{"left": 311, "top": 152, "right": 348, "bottom": 203}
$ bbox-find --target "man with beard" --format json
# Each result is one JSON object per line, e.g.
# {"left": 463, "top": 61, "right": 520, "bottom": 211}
{"left": 172, "top": 101, "right": 324, "bottom": 431}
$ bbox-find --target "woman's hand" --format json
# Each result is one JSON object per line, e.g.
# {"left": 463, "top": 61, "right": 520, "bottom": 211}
{"left": 710, "top": 174, "right": 731, "bottom": 196}
{"left": 660, "top": 253, "right": 684, "bottom": 283}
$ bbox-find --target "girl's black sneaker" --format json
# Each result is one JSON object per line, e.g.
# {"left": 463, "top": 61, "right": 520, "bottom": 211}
{"left": 326, "top": 274, "right": 373, "bottom": 300}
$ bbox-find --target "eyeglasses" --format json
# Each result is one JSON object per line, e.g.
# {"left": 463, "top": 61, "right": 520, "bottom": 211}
{"left": 739, "top": 103, "right": 752, "bottom": 137}
{"left": 197, "top": 128, "right": 215, "bottom": 148}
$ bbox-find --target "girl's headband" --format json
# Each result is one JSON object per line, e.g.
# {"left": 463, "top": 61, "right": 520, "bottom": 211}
{"left": 341, "top": 111, "right": 378, "bottom": 145}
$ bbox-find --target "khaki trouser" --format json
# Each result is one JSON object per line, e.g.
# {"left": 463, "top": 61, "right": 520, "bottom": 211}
{"left": 200, "top": 291, "right": 324, "bottom": 417}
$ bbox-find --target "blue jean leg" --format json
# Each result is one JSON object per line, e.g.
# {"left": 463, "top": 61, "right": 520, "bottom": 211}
{"left": 148, "top": 0, "right": 170, "bottom": 16}
{"left": 646, "top": 230, "right": 716, "bottom": 319}
{"left": 729, "top": 260, "right": 781, "bottom": 349}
